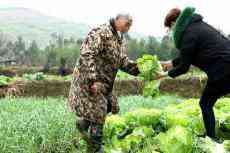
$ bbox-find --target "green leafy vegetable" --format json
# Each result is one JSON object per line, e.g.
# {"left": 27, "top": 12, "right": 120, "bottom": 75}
{"left": 219, "top": 115, "right": 230, "bottom": 133}
{"left": 0, "top": 75, "right": 14, "bottom": 86}
{"left": 124, "top": 108, "right": 161, "bottom": 127}
{"left": 160, "top": 99, "right": 205, "bottom": 135}
{"left": 155, "top": 126, "right": 193, "bottom": 153}
{"left": 104, "top": 115, "right": 127, "bottom": 141}
{"left": 224, "top": 140, "right": 230, "bottom": 152}
{"left": 143, "top": 80, "right": 160, "bottom": 97}
{"left": 137, "top": 54, "right": 163, "bottom": 97}
{"left": 137, "top": 54, "right": 162, "bottom": 81}
{"left": 23, "top": 72, "right": 45, "bottom": 81}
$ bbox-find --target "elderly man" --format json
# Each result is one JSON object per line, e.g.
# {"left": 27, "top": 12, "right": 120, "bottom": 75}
{"left": 68, "top": 14, "right": 140, "bottom": 153}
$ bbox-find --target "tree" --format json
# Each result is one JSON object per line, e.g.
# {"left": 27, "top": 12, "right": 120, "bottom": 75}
{"left": 0, "top": 33, "right": 16, "bottom": 62}
{"left": 146, "top": 36, "right": 161, "bottom": 55}
{"left": 43, "top": 34, "right": 81, "bottom": 71}
{"left": 43, "top": 45, "right": 57, "bottom": 72}
{"left": 158, "top": 35, "right": 175, "bottom": 60}
{"left": 14, "top": 36, "right": 26, "bottom": 65}
{"left": 27, "top": 40, "right": 40, "bottom": 65}
{"left": 127, "top": 38, "right": 147, "bottom": 60}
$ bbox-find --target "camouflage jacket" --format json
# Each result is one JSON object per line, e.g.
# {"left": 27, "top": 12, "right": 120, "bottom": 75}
{"left": 68, "top": 19, "right": 139, "bottom": 124}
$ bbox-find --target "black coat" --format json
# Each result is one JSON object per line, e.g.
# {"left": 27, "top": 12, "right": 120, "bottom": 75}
{"left": 169, "top": 14, "right": 230, "bottom": 82}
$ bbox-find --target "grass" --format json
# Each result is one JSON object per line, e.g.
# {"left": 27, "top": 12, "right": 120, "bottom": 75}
{"left": 0, "top": 97, "right": 76, "bottom": 153}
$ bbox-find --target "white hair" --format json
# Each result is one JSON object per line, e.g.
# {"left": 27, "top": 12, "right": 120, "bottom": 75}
{"left": 115, "top": 13, "right": 133, "bottom": 23}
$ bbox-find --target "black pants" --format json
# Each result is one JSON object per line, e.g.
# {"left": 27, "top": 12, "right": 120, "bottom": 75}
{"left": 76, "top": 95, "right": 114, "bottom": 152}
{"left": 200, "top": 75, "right": 230, "bottom": 138}
{"left": 76, "top": 119, "right": 103, "bottom": 152}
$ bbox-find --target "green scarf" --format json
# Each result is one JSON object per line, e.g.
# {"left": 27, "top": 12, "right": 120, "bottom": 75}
{"left": 173, "top": 7, "right": 196, "bottom": 48}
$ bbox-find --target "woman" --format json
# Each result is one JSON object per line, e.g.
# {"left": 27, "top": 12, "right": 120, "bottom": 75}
{"left": 158, "top": 7, "right": 230, "bottom": 143}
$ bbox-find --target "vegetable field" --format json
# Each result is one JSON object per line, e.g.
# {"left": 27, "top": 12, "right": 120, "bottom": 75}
{"left": 0, "top": 55, "right": 229, "bottom": 153}
{"left": 0, "top": 95, "right": 229, "bottom": 153}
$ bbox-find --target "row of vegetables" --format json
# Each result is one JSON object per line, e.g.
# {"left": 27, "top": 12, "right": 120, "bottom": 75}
{"left": 0, "top": 72, "right": 72, "bottom": 86}
{"left": 104, "top": 53, "right": 229, "bottom": 152}
{"left": 103, "top": 98, "right": 230, "bottom": 153}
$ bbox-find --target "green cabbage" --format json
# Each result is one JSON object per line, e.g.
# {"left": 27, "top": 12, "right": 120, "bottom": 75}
{"left": 137, "top": 55, "right": 162, "bottom": 81}
{"left": 105, "top": 126, "right": 155, "bottom": 153}
{"left": 224, "top": 140, "right": 230, "bottom": 152}
{"left": 104, "top": 115, "right": 126, "bottom": 141}
{"left": 23, "top": 72, "right": 45, "bottom": 81}
{"left": 124, "top": 108, "right": 161, "bottom": 127}
{"left": 137, "top": 54, "right": 163, "bottom": 97}
{"left": 160, "top": 99, "right": 205, "bottom": 135}
{"left": 215, "top": 98, "right": 230, "bottom": 113}
{"left": 143, "top": 80, "right": 160, "bottom": 97}
{"left": 154, "top": 126, "right": 193, "bottom": 153}
{"left": 0, "top": 75, "right": 13, "bottom": 86}
{"left": 219, "top": 115, "right": 230, "bottom": 133}
{"left": 103, "top": 98, "right": 230, "bottom": 153}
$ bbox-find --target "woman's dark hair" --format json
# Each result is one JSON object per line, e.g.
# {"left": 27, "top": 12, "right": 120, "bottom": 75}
{"left": 164, "top": 8, "right": 181, "bottom": 28}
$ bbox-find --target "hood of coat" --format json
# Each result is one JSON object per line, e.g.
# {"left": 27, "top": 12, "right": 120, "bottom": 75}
{"left": 172, "top": 7, "right": 199, "bottom": 48}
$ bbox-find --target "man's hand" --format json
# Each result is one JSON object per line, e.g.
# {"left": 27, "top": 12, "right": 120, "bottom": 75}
{"left": 90, "top": 82, "right": 105, "bottom": 95}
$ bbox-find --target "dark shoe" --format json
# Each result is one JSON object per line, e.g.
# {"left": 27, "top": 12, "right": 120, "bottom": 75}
{"left": 96, "top": 145, "right": 104, "bottom": 153}
{"left": 117, "top": 127, "right": 133, "bottom": 139}
{"left": 86, "top": 144, "right": 104, "bottom": 153}
{"left": 80, "top": 130, "right": 92, "bottom": 145}
{"left": 210, "top": 137, "right": 224, "bottom": 144}
{"left": 86, "top": 145, "right": 94, "bottom": 153}
{"left": 76, "top": 118, "right": 91, "bottom": 145}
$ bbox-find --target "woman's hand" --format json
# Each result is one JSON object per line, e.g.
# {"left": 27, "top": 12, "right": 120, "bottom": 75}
{"left": 155, "top": 71, "right": 169, "bottom": 80}
{"left": 160, "top": 61, "right": 173, "bottom": 71}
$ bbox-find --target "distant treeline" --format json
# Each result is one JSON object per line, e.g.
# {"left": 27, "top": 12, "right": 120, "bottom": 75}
{"left": 0, "top": 32, "right": 201, "bottom": 70}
